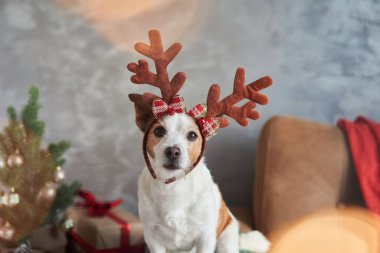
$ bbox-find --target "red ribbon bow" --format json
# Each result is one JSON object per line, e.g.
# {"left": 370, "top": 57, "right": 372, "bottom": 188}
{"left": 188, "top": 104, "right": 220, "bottom": 139}
{"left": 77, "top": 190, "right": 123, "bottom": 217}
{"left": 152, "top": 95, "right": 186, "bottom": 119}
{"left": 151, "top": 95, "right": 219, "bottom": 139}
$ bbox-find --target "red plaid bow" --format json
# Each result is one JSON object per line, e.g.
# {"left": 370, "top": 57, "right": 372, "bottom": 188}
{"left": 152, "top": 95, "right": 186, "bottom": 119}
{"left": 76, "top": 190, "right": 123, "bottom": 217}
{"left": 188, "top": 104, "right": 220, "bottom": 139}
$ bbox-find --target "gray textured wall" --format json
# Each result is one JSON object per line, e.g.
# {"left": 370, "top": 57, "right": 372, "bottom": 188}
{"left": 0, "top": 0, "right": 379, "bottom": 214}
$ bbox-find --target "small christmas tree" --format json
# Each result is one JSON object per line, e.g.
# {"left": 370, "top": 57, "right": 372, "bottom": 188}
{"left": 0, "top": 86, "right": 80, "bottom": 246}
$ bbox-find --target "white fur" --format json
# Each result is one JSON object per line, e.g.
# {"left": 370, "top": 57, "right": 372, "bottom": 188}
{"left": 148, "top": 114, "right": 194, "bottom": 180}
{"left": 239, "top": 231, "right": 270, "bottom": 253}
{"left": 138, "top": 114, "right": 239, "bottom": 253}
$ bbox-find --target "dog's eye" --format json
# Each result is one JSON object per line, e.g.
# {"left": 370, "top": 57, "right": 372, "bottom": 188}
{"left": 154, "top": 126, "right": 167, "bottom": 138}
{"left": 187, "top": 131, "right": 198, "bottom": 141}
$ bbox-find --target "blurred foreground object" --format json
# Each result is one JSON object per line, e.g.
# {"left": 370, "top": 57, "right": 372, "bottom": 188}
{"left": 269, "top": 207, "right": 380, "bottom": 253}
{"left": 0, "top": 86, "right": 80, "bottom": 250}
{"left": 57, "top": 0, "right": 210, "bottom": 52}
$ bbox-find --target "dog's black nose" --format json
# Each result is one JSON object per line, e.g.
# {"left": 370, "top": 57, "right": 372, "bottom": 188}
{"left": 165, "top": 146, "right": 181, "bottom": 160}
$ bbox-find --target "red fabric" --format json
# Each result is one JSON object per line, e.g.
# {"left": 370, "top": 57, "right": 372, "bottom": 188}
{"left": 338, "top": 116, "right": 380, "bottom": 215}
{"left": 152, "top": 95, "right": 186, "bottom": 119}
{"left": 188, "top": 103, "right": 220, "bottom": 139}
{"left": 77, "top": 190, "right": 123, "bottom": 217}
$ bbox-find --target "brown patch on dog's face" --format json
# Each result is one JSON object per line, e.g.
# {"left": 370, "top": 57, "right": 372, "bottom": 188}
{"left": 146, "top": 120, "right": 162, "bottom": 158}
{"left": 186, "top": 118, "right": 203, "bottom": 166}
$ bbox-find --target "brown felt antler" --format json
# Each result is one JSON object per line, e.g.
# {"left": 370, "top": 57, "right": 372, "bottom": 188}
{"left": 127, "top": 30, "right": 186, "bottom": 102}
{"left": 127, "top": 30, "right": 187, "bottom": 131}
{"left": 206, "top": 68, "right": 272, "bottom": 128}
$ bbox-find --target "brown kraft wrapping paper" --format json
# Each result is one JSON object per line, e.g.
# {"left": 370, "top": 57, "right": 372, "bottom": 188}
{"left": 67, "top": 207, "right": 145, "bottom": 253}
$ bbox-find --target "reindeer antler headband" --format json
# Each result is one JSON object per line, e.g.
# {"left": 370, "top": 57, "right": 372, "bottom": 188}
{"left": 128, "top": 30, "right": 273, "bottom": 183}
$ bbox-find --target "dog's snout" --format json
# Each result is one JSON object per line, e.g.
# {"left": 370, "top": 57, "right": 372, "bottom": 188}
{"left": 165, "top": 146, "right": 181, "bottom": 160}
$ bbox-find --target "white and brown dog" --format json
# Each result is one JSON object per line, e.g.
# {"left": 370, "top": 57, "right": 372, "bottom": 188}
{"left": 127, "top": 30, "right": 272, "bottom": 253}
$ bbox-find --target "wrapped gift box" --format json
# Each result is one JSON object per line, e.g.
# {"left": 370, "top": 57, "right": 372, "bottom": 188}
{"left": 67, "top": 206, "right": 145, "bottom": 253}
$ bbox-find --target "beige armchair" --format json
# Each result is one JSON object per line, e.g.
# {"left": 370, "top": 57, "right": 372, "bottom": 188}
{"left": 232, "top": 116, "right": 365, "bottom": 234}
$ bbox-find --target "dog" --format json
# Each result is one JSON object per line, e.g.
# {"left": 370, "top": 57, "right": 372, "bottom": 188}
{"left": 138, "top": 113, "right": 240, "bottom": 253}
{"left": 127, "top": 30, "right": 272, "bottom": 253}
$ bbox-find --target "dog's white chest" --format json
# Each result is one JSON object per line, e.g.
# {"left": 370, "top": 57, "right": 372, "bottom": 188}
{"left": 155, "top": 210, "right": 195, "bottom": 249}
{"left": 163, "top": 211, "right": 189, "bottom": 232}
{"left": 146, "top": 193, "right": 199, "bottom": 251}
{"left": 138, "top": 166, "right": 222, "bottom": 252}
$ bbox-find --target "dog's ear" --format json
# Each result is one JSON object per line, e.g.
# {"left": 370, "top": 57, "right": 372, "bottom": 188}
{"left": 128, "top": 93, "right": 158, "bottom": 132}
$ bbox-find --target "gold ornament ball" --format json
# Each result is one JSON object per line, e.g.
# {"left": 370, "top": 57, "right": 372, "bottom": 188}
{"left": 39, "top": 182, "right": 57, "bottom": 201}
{"left": 6, "top": 153, "right": 24, "bottom": 168}
{"left": 0, "top": 222, "right": 15, "bottom": 241}
{"left": 54, "top": 167, "right": 65, "bottom": 182}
